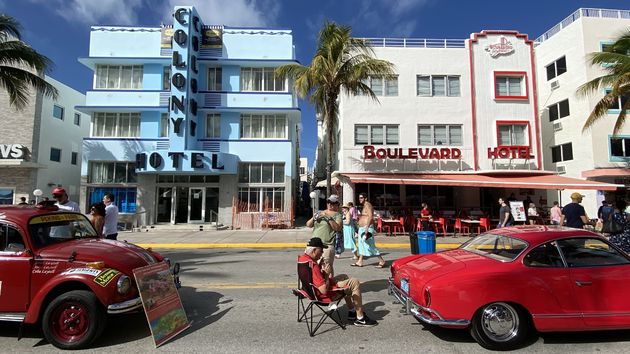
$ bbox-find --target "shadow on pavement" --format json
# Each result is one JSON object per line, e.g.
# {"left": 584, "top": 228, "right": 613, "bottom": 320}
{"left": 91, "top": 312, "right": 151, "bottom": 348}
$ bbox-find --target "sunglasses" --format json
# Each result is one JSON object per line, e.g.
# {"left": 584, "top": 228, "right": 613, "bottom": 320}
{"left": 53, "top": 195, "right": 63, "bottom": 199}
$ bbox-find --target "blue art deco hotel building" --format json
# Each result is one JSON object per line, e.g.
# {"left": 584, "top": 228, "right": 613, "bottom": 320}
{"left": 77, "top": 6, "right": 301, "bottom": 227}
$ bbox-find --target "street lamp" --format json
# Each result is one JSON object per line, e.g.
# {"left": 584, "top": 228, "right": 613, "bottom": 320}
{"left": 33, "top": 189, "right": 43, "bottom": 203}
{"left": 309, "top": 191, "right": 318, "bottom": 215}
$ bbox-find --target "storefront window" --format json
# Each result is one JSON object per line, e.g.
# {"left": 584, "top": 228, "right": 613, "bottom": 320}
{"left": 88, "top": 187, "right": 137, "bottom": 213}
{"left": 0, "top": 188, "right": 13, "bottom": 205}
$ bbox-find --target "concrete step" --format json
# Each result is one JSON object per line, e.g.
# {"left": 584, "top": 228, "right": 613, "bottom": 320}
{"left": 132, "top": 223, "right": 230, "bottom": 232}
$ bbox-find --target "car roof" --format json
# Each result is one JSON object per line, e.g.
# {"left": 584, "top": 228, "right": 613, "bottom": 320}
{"left": 0, "top": 205, "right": 81, "bottom": 225}
{"left": 486, "top": 225, "right": 601, "bottom": 244}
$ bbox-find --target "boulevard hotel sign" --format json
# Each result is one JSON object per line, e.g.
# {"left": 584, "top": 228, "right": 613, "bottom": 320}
{"left": 363, "top": 145, "right": 534, "bottom": 160}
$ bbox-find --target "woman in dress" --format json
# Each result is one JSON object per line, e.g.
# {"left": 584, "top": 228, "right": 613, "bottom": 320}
{"left": 341, "top": 204, "right": 358, "bottom": 260}
{"left": 89, "top": 202, "right": 106, "bottom": 237}
{"left": 609, "top": 200, "right": 630, "bottom": 253}
{"left": 527, "top": 202, "right": 539, "bottom": 225}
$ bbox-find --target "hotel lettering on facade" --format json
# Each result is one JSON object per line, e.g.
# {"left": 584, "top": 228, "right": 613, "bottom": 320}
{"left": 78, "top": 6, "right": 300, "bottom": 227}
{"left": 331, "top": 9, "right": 629, "bottom": 216}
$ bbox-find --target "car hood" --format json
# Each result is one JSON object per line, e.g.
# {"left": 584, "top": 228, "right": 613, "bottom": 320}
{"left": 37, "top": 238, "right": 157, "bottom": 273}
{"left": 395, "top": 249, "right": 492, "bottom": 290}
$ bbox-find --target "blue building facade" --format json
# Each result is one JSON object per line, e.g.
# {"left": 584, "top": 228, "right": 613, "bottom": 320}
{"left": 78, "top": 6, "right": 300, "bottom": 227}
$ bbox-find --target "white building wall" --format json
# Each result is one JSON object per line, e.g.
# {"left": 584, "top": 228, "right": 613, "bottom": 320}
{"left": 35, "top": 76, "right": 89, "bottom": 202}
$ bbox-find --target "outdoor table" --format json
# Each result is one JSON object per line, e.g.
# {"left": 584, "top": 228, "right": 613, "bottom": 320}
{"left": 461, "top": 219, "right": 481, "bottom": 235}
{"left": 381, "top": 219, "right": 403, "bottom": 236}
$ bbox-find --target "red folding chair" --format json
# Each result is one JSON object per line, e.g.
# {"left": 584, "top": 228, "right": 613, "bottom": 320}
{"left": 433, "top": 217, "right": 446, "bottom": 237}
{"left": 479, "top": 217, "right": 490, "bottom": 233}
{"left": 391, "top": 216, "right": 405, "bottom": 235}
{"left": 293, "top": 258, "right": 346, "bottom": 336}
{"left": 453, "top": 218, "right": 469, "bottom": 236}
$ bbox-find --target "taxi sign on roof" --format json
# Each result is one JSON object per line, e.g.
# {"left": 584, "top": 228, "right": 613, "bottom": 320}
{"left": 30, "top": 214, "right": 84, "bottom": 224}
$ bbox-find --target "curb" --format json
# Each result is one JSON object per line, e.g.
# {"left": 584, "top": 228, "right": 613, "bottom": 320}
{"left": 136, "top": 243, "right": 462, "bottom": 250}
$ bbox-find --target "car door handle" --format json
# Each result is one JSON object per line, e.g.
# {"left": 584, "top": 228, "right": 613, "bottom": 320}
{"left": 575, "top": 280, "right": 592, "bottom": 286}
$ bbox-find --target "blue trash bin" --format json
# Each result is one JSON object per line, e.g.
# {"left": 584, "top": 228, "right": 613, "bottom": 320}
{"left": 416, "top": 231, "right": 436, "bottom": 254}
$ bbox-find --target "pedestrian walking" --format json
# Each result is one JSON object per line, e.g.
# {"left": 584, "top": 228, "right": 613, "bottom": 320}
{"left": 560, "top": 192, "right": 589, "bottom": 229}
{"left": 341, "top": 203, "right": 358, "bottom": 260}
{"left": 103, "top": 192, "right": 120, "bottom": 240}
{"left": 306, "top": 194, "right": 342, "bottom": 267}
{"left": 609, "top": 200, "right": 630, "bottom": 253}
{"left": 497, "top": 197, "right": 513, "bottom": 228}
{"left": 52, "top": 187, "right": 80, "bottom": 212}
{"left": 527, "top": 203, "right": 539, "bottom": 225}
{"left": 549, "top": 201, "right": 562, "bottom": 225}
{"left": 353, "top": 193, "right": 385, "bottom": 268}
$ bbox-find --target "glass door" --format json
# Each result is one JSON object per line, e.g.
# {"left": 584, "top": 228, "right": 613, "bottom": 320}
{"left": 189, "top": 187, "right": 205, "bottom": 223}
{"left": 175, "top": 187, "right": 189, "bottom": 224}
{"left": 204, "top": 188, "right": 220, "bottom": 223}
{"left": 156, "top": 187, "right": 173, "bottom": 223}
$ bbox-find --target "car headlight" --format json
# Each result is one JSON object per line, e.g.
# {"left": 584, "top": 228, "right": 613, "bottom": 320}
{"left": 117, "top": 275, "right": 131, "bottom": 295}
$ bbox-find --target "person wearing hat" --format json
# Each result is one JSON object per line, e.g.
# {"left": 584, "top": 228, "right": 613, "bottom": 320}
{"left": 298, "top": 237, "right": 378, "bottom": 327}
{"left": 560, "top": 192, "right": 590, "bottom": 229}
{"left": 306, "top": 194, "right": 342, "bottom": 266}
{"left": 341, "top": 203, "right": 359, "bottom": 260}
{"left": 52, "top": 187, "right": 80, "bottom": 212}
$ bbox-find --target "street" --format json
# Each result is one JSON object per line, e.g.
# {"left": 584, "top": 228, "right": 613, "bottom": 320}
{"left": 2, "top": 248, "right": 630, "bottom": 353}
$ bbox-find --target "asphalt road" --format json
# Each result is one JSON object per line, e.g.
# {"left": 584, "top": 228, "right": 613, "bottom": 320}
{"left": 3, "top": 249, "right": 630, "bottom": 353}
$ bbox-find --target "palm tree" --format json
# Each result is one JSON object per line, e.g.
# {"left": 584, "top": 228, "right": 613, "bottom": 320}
{"left": 0, "top": 15, "right": 57, "bottom": 110}
{"left": 276, "top": 21, "right": 394, "bottom": 195}
{"left": 578, "top": 30, "right": 630, "bottom": 134}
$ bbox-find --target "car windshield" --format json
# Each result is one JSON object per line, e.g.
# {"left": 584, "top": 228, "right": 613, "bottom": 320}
{"left": 460, "top": 233, "right": 529, "bottom": 261}
{"left": 28, "top": 213, "right": 99, "bottom": 248}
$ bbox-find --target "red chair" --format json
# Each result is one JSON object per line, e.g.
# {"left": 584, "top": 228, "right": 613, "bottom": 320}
{"left": 415, "top": 218, "right": 423, "bottom": 232}
{"left": 433, "top": 217, "right": 446, "bottom": 237}
{"left": 453, "top": 218, "right": 469, "bottom": 236}
{"left": 391, "top": 217, "right": 405, "bottom": 235}
{"left": 376, "top": 216, "right": 383, "bottom": 233}
{"left": 479, "top": 217, "right": 490, "bottom": 233}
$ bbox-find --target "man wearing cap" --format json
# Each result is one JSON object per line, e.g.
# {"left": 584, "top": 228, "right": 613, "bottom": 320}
{"left": 306, "top": 194, "right": 342, "bottom": 266}
{"left": 298, "top": 237, "right": 378, "bottom": 327}
{"left": 560, "top": 192, "right": 590, "bottom": 229}
{"left": 52, "top": 187, "right": 80, "bottom": 212}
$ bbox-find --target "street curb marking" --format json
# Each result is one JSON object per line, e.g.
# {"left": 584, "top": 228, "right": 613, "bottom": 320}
{"left": 136, "top": 243, "right": 462, "bottom": 250}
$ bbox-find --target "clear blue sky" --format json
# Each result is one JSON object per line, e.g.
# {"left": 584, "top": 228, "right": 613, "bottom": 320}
{"left": 1, "top": 0, "right": 626, "bottom": 164}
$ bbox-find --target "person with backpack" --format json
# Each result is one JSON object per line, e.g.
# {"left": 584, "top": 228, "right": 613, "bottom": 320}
{"left": 609, "top": 201, "right": 630, "bottom": 253}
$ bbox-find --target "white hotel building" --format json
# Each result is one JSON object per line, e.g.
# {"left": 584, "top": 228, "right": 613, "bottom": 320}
{"left": 323, "top": 8, "right": 629, "bottom": 217}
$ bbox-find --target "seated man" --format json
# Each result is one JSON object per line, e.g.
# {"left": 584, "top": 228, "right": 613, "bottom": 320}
{"left": 298, "top": 237, "right": 378, "bottom": 327}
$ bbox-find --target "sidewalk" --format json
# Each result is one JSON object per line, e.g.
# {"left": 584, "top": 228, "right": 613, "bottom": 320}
{"left": 119, "top": 226, "right": 468, "bottom": 250}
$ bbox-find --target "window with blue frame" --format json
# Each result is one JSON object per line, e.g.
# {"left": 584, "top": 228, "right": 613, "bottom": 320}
{"left": 88, "top": 187, "right": 137, "bottom": 213}
{"left": 610, "top": 136, "right": 630, "bottom": 161}
{"left": 604, "top": 89, "right": 629, "bottom": 112}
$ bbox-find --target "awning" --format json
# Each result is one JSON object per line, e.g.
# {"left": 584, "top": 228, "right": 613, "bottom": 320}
{"left": 315, "top": 176, "right": 339, "bottom": 188}
{"left": 341, "top": 172, "right": 623, "bottom": 191}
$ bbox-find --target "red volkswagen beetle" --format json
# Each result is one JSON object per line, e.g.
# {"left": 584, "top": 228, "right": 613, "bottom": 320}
{"left": 0, "top": 203, "right": 180, "bottom": 349}
{"left": 389, "top": 225, "right": 630, "bottom": 350}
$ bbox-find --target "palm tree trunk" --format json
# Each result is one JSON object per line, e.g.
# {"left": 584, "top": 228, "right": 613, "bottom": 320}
{"left": 326, "top": 111, "right": 333, "bottom": 197}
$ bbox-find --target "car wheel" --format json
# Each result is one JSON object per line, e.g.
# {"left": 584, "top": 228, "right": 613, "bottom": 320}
{"left": 42, "top": 290, "right": 106, "bottom": 350}
{"left": 470, "top": 302, "right": 530, "bottom": 350}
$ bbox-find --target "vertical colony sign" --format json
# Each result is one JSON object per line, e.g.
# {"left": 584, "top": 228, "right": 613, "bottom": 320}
{"left": 136, "top": 6, "right": 224, "bottom": 172}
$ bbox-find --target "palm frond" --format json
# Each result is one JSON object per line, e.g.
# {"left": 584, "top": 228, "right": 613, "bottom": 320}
{"left": 582, "top": 92, "right": 618, "bottom": 132}
{"left": 0, "top": 40, "right": 54, "bottom": 72}
{"left": 0, "top": 15, "right": 21, "bottom": 41}
{"left": 0, "top": 65, "right": 58, "bottom": 109}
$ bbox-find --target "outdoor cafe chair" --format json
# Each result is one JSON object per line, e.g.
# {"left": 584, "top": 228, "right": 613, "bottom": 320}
{"left": 453, "top": 218, "right": 469, "bottom": 236}
{"left": 391, "top": 216, "right": 405, "bottom": 235}
{"left": 433, "top": 217, "right": 447, "bottom": 237}
{"left": 293, "top": 258, "right": 346, "bottom": 336}
{"left": 479, "top": 217, "right": 490, "bottom": 233}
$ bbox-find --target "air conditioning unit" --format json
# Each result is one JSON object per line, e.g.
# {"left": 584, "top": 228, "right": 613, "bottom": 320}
{"left": 550, "top": 80, "right": 560, "bottom": 90}
{"left": 553, "top": 121, "right": 563, "bottom": 131}
{"left": 556, "top": 165, "right": 566, "bottom": 174}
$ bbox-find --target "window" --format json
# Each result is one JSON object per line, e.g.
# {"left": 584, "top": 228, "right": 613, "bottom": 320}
{"left": 557, "top": 238, "right": 630, "bottom": 267}
{"left": 91, "top": 112, "right": 140, "bottom": 137}
{"left": 523, "top": 242, "right": 564, "bottom": 267}
{"left": 71, "top": 152, "right": 78, "bottom": 165}
{"left": 495, "top": 73, "right": 525, "bottom": 98}
{"left": 365, "top": 76, "right": 398, "bottom": 96}
{"left": 0, "top": 224, "right": 24, "bottom": 252}
{"left": 299, "top": 167, "right": 306, "bottom": 175}
{"left": 88, "top": 187, "right": 137, "bottom": 213}
{"left": 418, "top": 125, "right": 462, "bottom": 146}
{"left": 163, "top": 66, "right": 171, "bottom": 91}
{"left": 417, "top": 75, "right": 460, "bottom": 97}
{"left": 0, "top": 188, "right": 14, "bottom": 205}
{"left": 610, "top": 137, "right": 630, "bottom": 158}
{"left": 88, "top": 162, "right": 137, "bottom": 183}
{"left": 207, "top": 67, "right": 222, "bottom": 91}
{"left": 548, "top": 99, "right": 570, "bottom": 122}
{"left": 238, "top": 187, "right": 285, "bottom": 212}
{"left": 498, "top": 123, "right": 528, "bottom": 146}
{"left": 546, "top": 56, "right": 567, "bottom": 81}
{"left": 50, "top": 147, "right": 61, "bottom": 162}
{"left": 354, "top": 124, "right": 398, "bottom": 145}
{"left": 605, "top": 90, "right": 629, "bottom": 111}
{"left": 95, "top": 65, "right": 143, "bottom": 89}
{"left": 53, "top": 105, "right": 64, "bottom": 120}
{"left": 74, "top": 113, "right": 81, "bottom": 126}
{"left": 241, "top": 67, "right": 285, "bottom": 92}
{"left": 160, "top": 113, "right": 169, "bottom": 137}
{"left": 240, "top": 114, "right": 287, "bottom": 139}
{"left": 206, "top": 113, "right": 220, "bottom": 138}
{"left": 239, "top": 163, "right": 285, "bottom": 184}
{"left": 551, "top": 143, "right": 573, "bottom": 163}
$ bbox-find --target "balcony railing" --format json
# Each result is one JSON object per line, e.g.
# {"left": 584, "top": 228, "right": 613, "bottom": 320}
{"left": 535, "top": 8, "right": 630, "bottom": 44}
{"left": 360, "top": 38, "right": 466, "bottom": 48}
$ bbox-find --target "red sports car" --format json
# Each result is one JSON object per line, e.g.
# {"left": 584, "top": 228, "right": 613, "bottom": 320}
{"left": 389, "top": 225, "right": 630, "bottom": 350}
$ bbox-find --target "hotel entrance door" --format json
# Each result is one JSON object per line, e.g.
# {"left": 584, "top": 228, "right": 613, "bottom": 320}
{"left": 156, "top": 186, "right": 212, "bottom": 224}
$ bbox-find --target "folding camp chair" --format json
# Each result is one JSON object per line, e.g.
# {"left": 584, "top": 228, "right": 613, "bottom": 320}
{"left": 292, "top": 258, "right": 346, "bottom": 336}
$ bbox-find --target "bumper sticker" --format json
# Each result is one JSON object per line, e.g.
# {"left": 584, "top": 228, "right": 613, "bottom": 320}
{"left": 94, "top": 269, "right": 120, "bottom": 287}
{"left": 62, "top": 268, "right": 101, "bottom": 277}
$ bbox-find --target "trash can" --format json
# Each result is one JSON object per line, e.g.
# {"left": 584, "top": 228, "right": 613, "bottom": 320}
{"left": 416, "top": 231, "right": 436, "bottom": 254}
{"left": 409, "top": 231, "right": 419, "bottom": 254}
